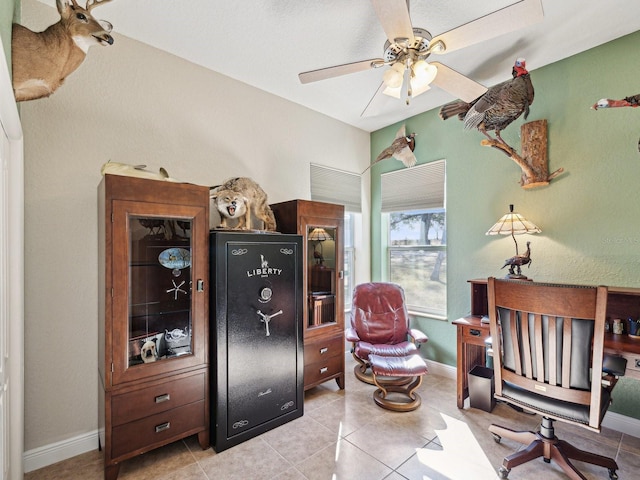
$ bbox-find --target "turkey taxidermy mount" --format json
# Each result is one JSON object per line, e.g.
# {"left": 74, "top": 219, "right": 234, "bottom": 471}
{"left": 440, "top": 58, "right": 563, "bottom": 189}
{"left": 592, "top": 95, "right": 640, "bottom": 152}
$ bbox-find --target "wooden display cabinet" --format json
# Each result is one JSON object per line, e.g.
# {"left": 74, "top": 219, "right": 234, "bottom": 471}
{"left": 98, "top": 174, "right": 209, "bottom": 480}
{"left": 270, "top": 200, "right": 345, "bottom": 390}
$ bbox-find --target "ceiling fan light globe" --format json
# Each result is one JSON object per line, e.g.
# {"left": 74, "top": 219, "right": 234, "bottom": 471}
{"left": 383, "top": 68, "right": 403, "bottom": 88}
{"left": 382, "top": 84, "right": 402, "bottom": 99}
{"left": 410, "top": 76, "right": 431, "bottom": 97}
{"left": 412, "top": 60, "right": 437, "bottom": 85}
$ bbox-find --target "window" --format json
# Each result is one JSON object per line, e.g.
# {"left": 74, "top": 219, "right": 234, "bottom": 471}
{"left": 388, "top": 209, "right": 446, "bottom": 317}
{"left": 382, "top": 160, "right": 446, "bottom": 318}
{"left": 310, "top": 164, "right": 361, "bottom": 313}
{"left": 343, "top": 212, "right": 355, "bottom": 311}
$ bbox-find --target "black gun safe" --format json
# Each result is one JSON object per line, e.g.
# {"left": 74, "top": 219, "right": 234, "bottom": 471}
{"left": 209, "top": 231, "right": 304, "bottom": 452}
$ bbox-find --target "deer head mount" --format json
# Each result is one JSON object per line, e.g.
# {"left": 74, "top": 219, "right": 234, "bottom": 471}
{"left": 11, "top": 0, "right": 114, "bottom": 102}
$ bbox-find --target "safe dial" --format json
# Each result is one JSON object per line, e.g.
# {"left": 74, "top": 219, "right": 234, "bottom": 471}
{"left": 259, "top": 287, "right": 273, "bottom": 302}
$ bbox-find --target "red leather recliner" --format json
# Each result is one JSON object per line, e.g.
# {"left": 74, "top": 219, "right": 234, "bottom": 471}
{"left": 346, "top": 282, "right": 429, "bottom": 384}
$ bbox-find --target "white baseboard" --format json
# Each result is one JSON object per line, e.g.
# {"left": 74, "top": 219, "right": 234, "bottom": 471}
{"left": 23, "top": 361, "right": 640, "bottom": 472}
{"left": 602, "top": 410, "right": 640, "bottom": 438}
{"left": 425, "top": 358, "right": 457, "bottom": 379}
{"left": 23, "top": 429, "right": 100, "bottom": 473}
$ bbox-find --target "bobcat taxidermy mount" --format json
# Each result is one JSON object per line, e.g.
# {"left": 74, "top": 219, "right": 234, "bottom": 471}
{"left": 210, "top": 177, "right": 276, "bottom": 231}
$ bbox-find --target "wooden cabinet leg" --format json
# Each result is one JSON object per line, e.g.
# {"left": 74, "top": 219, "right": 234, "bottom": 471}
{"left": 104, "top": 463, "right": 120, "bottom": 480}
{"left": 197, "top": 430, "right": 210, "bottom": 450}
{"left": 456, "top": 325, "right": 465, "bottom": 408}
{"left": 336, "top": 374, "right": 345, "bottom": 390}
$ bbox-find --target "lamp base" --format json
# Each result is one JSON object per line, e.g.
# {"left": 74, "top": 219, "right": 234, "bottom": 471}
{"left": 505, "top": 273, "right": 532, "bottom": 281}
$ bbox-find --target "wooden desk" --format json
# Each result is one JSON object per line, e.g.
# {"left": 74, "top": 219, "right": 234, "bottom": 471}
{"left": 454, "top": 279, "right": 640, "bottom": 409}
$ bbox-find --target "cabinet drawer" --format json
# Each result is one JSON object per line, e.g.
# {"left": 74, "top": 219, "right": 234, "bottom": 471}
{"left": 305, "top": 335, "right": 344, "bottom": 365}
{"left": 111, "top": 400, "right": 205, "bottom": 460}
{"left": 304, "top": 354, "right": 343, "bottom": 386}
{"left": 111, "top": 372, "right": 205, "bottom": 426}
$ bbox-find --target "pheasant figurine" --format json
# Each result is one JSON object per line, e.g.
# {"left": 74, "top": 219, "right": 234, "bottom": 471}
{"left": 364, "top": 124, "right": 416, "bottom": 173}
{"left": 501, "top": 241, "right": 532, "bottom": 278}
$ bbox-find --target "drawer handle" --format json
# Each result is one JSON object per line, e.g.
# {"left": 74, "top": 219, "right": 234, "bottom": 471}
{"left": 155, "top": 393, "right": 170, "bottom": 403}
{"left": 319, "top": 347, "right": 328, "bottom": 354}
{"left": 155, "top": 422, "right": 171, "bottom": 433}
{"left": 470, "top": 329, "right": 481, "bottom": 337}
{"left": 320, "top": 367, "right": 328, "bottom": 374}
{"left": 636, "top": 359, "right": 640, "bottom": 368}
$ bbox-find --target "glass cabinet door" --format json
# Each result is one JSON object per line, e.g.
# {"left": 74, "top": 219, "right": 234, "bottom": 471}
{"left": 307, "top": 225, "right": 338, "bottom": 328}
{"left": 129, "top": 216, "right": 193, "bottom": 366}
{"left": 111, "top": 200, "right": 206, "bottom": 385}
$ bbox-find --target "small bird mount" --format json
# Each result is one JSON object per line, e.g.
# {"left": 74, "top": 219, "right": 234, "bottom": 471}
{"left": 364, "top": 124, "right": 417, "bottom": 173}
{"left": 481, "top": 119, "right": 564, "bottom": 189}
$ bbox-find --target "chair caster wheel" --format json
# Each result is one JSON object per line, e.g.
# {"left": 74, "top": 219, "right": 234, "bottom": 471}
{"left": 609, "top": 469, "right": 618, "bottom": 480}
{"left": 492, "top": 433, "right": 502, "bottom": 443}
{"left": 498, "top": 466, "right": 510, "bottom": 478}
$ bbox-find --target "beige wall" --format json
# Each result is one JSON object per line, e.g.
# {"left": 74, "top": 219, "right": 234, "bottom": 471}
{"left": 18, "top": 0, "right": 370, "bottom": 452}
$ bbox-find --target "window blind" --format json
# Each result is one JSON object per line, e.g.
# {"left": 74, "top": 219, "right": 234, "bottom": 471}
{"left": 310, "top": 163, "right": 362, "bottom": 212}
{"left": 381, "top": 160, "right": 445, "bottom": 213}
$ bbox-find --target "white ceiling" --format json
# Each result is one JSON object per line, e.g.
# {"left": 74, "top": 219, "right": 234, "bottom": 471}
{"left": 47, "top": 0, "right": 640, "bottom": 132}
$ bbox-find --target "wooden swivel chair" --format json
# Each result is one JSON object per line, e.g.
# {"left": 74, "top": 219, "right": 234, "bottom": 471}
{"left": 345, "top": 282, "right": 428, "bottom": 384}
{"left": 487, "top": 277, "right": 626, "bottom": 480}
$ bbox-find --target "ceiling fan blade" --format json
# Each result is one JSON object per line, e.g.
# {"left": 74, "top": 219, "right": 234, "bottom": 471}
{"left": 298, "top": 59, "right": 382, "bottom": 84}
{"left": 430, "top": 0, "right": 543, "bottom": 55}
{"left": 430, "top": 62, "right": 488, "bottom": 102}
{"left": 371, "top": 0, "right": 414, "bottom": 43}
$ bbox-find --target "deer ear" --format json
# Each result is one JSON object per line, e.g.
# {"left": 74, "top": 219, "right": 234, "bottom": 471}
{"left": 57, "top": 0, "right": 71, "bottom": 15}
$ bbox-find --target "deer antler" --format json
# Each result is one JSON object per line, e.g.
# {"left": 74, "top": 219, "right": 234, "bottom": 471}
{"left": 86, "top": 0, "right": 113, "bottom": 12}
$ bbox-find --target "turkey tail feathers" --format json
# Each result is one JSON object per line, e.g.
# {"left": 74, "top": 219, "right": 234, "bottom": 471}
{"left": 439, "top": 101, "right": 471, "bottom": 121}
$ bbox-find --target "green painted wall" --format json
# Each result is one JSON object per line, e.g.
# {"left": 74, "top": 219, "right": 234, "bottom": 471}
{"left": 371, "top": 30, "right": 640, "bottom": 419}
{"left": 1, "top": 0, "right": 19, "bottom": 66}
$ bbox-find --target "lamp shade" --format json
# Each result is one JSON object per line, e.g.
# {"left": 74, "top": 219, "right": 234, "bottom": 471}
{"left": 308, "top": 227, "right": 332, "bottom": 242}
{"left": 486, "top": 205, "right": 541, "bottom": 236}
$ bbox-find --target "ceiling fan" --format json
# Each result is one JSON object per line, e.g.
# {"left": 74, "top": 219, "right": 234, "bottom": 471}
{"left": 298, "top": 0, "right": 543, "bottom": 116}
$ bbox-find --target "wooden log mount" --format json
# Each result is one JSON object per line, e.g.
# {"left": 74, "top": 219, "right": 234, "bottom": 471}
{"left": 481, "top": 119, "right": 565, "bottom": 189}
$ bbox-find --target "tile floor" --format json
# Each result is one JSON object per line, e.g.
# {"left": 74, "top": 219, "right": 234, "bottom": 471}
{"left": 27, "top": 355, "right": 640, "bottom": 480}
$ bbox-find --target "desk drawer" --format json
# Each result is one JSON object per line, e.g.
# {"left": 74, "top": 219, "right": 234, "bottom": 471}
{"left": 305, "top": 334, "right": 344, "bottom": 365}
{"left": 111, "top": 400, "right": 205, "bottom": 460}
{"left": 461, "top": 326, "right": 490, "bottom": 344}
{"left": 304, "top": 354, "right": 343, "bottom": 386}
{"left": 111, "top": 372, "right": 205, "bottom": 426}
{"left": 605, "top": 350, "right": 640, "bottom": 380}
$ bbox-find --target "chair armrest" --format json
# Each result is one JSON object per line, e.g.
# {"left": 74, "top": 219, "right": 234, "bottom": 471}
{"left": 409, "top": 329, "right": 428, "bottom": 344}
{"left": 345, "top": 327, "right": 360, "bottom": 343}
{"left": 602, "top": 373, "right": 620, "bottom": 391}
